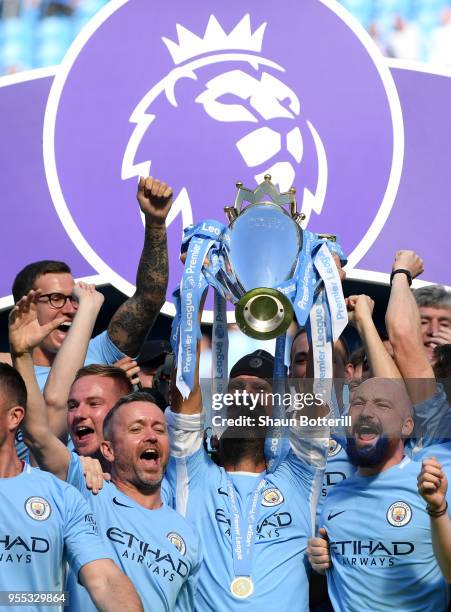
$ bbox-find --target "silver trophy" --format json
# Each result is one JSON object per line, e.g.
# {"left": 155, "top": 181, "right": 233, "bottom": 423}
{"left": 222, "top": 174, "right": 305, "bottom": 340}
{"left": 174, "top": 174, "right": 342, "bottom": 398}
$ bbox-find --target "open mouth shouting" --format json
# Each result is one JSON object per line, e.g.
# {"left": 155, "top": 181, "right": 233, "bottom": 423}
{"left": 72, "top": 424, "right": 96, "bottom": 449}
{"left": 55, "top": 321, "right": 72, "bottom": 342}
{"left": 353, "top": 419, "right": 382, "bottom": 447}
{"left": 139, "top": 447, "right": 161, "bottom": 471}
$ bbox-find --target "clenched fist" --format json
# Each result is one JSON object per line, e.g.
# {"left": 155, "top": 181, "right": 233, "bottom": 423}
{"left": 392, "top": 251, "right": 424, "bottom": 280}
{"left": 137, "top": 176, "right": 173, "bottom": 225}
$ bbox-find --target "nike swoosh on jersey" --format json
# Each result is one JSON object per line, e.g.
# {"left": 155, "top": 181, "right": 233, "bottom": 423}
{"left": 113, "top": 496, "right": 133, "bottom": 508}
{"left": 217, "top": 487, "right": 229, "bottom": 496}
{"left": 327, "top": 510, "right": 346, "bottom": 520}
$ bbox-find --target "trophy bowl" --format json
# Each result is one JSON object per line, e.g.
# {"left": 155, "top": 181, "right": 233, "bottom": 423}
{"left": 225, "top": 176, "right": 304, "bottom": 340}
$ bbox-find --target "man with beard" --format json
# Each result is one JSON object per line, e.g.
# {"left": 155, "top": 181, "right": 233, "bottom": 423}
{"left": 15, "top": 377, "right": 201, "bottom": 611}
{"left": 308, "top": 377, "right": 448, "bottom": 611}
{"left": 290, "top": 294, "right": 402, "bottom": 516}
{"left": 293, "top": 295, "right": 403, "bottom": 612}
{"left": 165, "top": 347, "right": 329, "bottom": 611}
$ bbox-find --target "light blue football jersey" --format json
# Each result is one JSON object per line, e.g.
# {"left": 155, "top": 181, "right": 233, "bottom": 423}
{"left": 0, "top": 463, "right": 111, "bottom": 612}
{"left": 321, "top": 457, "right": 448, "bottom": 612}
{"left": 165, "top": 409, "right": 325, "bottom": 611}
{"left": 65, "top": 452, "right": 201, "bottom": 612}
{"left": 316, "top": 438, "right": 356, "bottom": 521}
{"left": 413, "top": 440, "right": 451, "bottom": 466}
{"left": 314, "top": 387, "right": 356, "bottom": 519}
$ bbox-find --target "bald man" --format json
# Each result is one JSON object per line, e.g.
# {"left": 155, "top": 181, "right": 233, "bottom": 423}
{"left": 308, "top": 378, "right": 448, "bottom": 612}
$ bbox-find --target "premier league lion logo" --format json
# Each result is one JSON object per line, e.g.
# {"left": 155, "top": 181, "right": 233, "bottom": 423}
{"left": 46, "top": 0, "right": 402, "bottom": 317}
{"left": 122, "top": 14, "right": 327, "bottom": 229}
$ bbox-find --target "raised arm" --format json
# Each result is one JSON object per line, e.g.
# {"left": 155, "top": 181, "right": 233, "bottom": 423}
{"left": 43, "top": 282, "right": 104, "bottom": 440}
{"left": 385, "top": 251, "right": 436, "bottom": 403}
{"left": 170, "top": 285, "right": 208, "bottom": 415}
{"left": 107, "top": 177, "right": 172, "bottom": 356}
{"left": 80, "top": 559, "right": 143, "bottom": 611}
{"left": 347, "top": 294, "right": 402, "bottom": 379}
{"left": 171, "top": 339, "right": 203, "bottom": 415}
{"left": 9, "top": 291, "right": 71, "bottom": 479}
{"left": 418, "top": 458, "right": 451, "bottom": 582}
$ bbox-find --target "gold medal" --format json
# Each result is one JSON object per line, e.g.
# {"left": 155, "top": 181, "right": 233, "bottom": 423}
{"left": 230, "top": 576, "right": 254, "bottom": 599}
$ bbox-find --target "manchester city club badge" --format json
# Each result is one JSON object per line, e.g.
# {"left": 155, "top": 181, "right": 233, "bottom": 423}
{"left": 386, "top": 501, "right": 412, "bottom": 527}
{"left": 24, "top": 496, "right": 52, "bottom": 521}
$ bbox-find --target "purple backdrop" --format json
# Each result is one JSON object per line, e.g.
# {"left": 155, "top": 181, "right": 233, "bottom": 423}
{"left": 0, "top": 0, "right": 449, "bottom": 315}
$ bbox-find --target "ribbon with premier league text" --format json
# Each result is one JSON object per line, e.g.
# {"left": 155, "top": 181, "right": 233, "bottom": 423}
{"left": 226, "top": 475, "right": 266, "bottom": 598}
{"left": 266, "top": 235, "right": 347, "bottom": 468}
{"left": 175, "top": 220, "right": 228, "bottom": 397}
{"left": 311, "top": 243, "right": 348, "bottom": 401}
{"left": 313, "top": 243, "right": 347, "bottom": 342}
{"left": 211, "top": 291, "right": 229, "bottom": 437}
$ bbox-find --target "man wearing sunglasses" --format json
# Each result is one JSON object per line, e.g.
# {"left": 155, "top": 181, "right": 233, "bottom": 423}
{"left": 7, "top": 177, "right": 172, "bottom": 391}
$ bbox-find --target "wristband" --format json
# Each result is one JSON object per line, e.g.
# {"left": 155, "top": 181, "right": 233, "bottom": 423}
{"left": 426, "top": 500, "right": 448, "bottom": 518}
{"left": 390, "top": 269, "right": 412, "bottom": 286}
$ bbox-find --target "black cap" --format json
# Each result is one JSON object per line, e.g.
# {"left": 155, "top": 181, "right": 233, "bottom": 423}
{"left": 229, "top": 349, "right": 274, "bottom": 380}
{"left": 137, "top": 340, "right": 172, "bottom": 367}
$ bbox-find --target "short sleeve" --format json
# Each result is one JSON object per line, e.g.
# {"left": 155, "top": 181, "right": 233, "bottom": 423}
{"left": 86, "top": 330, "right": 126, "bottom": 365}
{"left": 66, "top": 452, "right": 90, "bottom": 500}
{"left": 63, "top": 485, "right": 112, "bottom": 578}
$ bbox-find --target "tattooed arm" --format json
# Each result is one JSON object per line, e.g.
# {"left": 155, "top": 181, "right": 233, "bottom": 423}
{"left": 107, "top": 177, "right": 173, "bottom": 356}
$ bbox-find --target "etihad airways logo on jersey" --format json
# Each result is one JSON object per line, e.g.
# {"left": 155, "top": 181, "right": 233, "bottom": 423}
{"left": 106, "top": 527, "right": 189, "bottom": 581}
{"left": 215, "top": 509, "right": 292, "bottom": 540}
{"left": 331, "top": 540, "right": 415, "bottom": 568}
{"left": 321, "top": 471, "right": 347, "bottom": 497}
{"left": 0, "top": 535, "right": 50, "bottom": 564}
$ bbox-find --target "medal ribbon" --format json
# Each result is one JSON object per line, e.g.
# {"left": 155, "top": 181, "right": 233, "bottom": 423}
{"left": 226, "top": 476, "right": 266, "bottom": 580}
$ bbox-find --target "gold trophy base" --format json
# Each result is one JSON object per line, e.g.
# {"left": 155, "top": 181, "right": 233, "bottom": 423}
{"left": 235, "top": 287, "right": 293, "bottom": 340}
